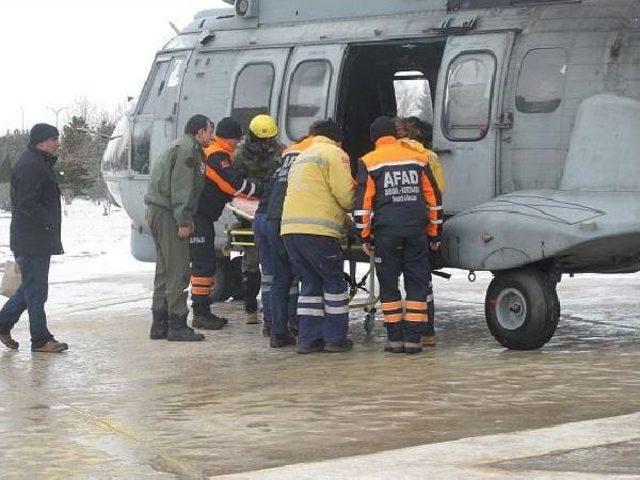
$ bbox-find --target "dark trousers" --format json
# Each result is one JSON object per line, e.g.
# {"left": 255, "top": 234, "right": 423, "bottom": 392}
{"left": 283, "top": 234, "right": 349, "bottom": 347}
{"left": 265, "top": 218, "right": 298, "bottom": 336}
{"left": 189, "top": 213, "right": 216, "bottom": 314}
{"left": 146, "top": 205, "right": 190, "bottom": 318}
{"left": 0, "top": 254, "right": 53, "bottom": 347}
{"left": 253, "top": 213, "right": 272, "bottom": 323}
{"left": 375, "top": 233, "right": 431, "bottom": 344}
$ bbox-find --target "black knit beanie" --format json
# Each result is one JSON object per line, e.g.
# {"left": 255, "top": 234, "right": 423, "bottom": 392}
{"left": 370, "top": 116, "right": 397, "bottom": 143}
{"left": 215, "top": 117, "right": 243, "bottom": 140}
{"left": 29, "top": 123, "right": 60, "bottom": 147}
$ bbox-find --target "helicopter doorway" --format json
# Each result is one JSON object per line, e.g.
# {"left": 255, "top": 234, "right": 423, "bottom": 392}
{"left": 337, "top": 40, "right": 446, "bottom": 162}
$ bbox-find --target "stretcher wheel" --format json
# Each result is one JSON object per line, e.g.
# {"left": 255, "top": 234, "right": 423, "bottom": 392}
{"left": 364, "top": 313, "right": 375, "bottom": 334}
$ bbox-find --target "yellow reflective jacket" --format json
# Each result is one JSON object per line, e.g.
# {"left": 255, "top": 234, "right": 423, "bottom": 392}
{"left": 399, "top": 138, "right": 447, "bottom": 194}
{"left": 281, "top": 136, "right": 355, "bottom": 238}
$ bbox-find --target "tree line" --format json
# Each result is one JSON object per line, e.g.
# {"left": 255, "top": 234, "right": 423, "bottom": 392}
{"left": 0, "top": 100, "right": 119, "bottom": 210}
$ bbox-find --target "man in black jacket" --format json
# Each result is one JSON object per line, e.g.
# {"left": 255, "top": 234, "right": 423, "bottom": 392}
{"left": 0, "top": 123, "right": 68, "bottom": 353}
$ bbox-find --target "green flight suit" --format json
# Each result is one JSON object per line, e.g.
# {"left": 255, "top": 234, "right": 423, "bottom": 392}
{"left": 144, "top": 134, "right": 206, "bottom": 317}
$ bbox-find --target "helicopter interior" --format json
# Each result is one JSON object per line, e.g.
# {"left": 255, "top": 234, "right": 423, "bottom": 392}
{"left": 337, "top": 40, "right": 446, "bottom": 164}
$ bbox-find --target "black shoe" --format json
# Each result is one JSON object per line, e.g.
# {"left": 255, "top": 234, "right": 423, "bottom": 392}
{"left": 324, "top": 339, "right": 354, "bottom": 353}
{"left": 404, "top": 342, "right": 423, "bottom": 354}
{"left": 192, "top": 312, "right": 227, "bottom": 330}
{"left": 167, "top": 314, "right": 205, "bottom": 342}
{"left": 270, "top": 334, "right": 296, "bottom": 349}
{"left": 384, "top": 341, "right": 404, "bottom": 354}
{"left": 262, "top": 320, "right": 271, "bottom": 338}
{"left": 150, "top": 309, "right": 169, "bottom": 340}
{"left": 296, "top": 339, "right": 325, "bottom": 354}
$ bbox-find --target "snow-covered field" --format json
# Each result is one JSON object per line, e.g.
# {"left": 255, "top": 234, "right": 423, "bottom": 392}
{"left": 0, "top": 200, "right": 155, "bottom": 314}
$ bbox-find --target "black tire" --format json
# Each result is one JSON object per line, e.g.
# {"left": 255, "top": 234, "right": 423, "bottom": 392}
{"left": 485, "top": 268, "right": 560, "bottom": 350}
{"left": 210, "top": 256, "right": 243, "bottom": 302}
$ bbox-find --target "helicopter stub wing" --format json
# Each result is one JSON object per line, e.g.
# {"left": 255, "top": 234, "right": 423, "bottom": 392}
{"left": 440, "top": 190, "right": 640, "bottom": 273}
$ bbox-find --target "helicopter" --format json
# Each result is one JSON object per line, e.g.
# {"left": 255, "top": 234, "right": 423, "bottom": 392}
{"left": 102, "top": 0, "right": 640, "bottom": 350}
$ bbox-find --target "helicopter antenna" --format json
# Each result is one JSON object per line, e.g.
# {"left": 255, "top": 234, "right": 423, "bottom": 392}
{"left": 169, "top": 22, "right": 180, "bottom": 35}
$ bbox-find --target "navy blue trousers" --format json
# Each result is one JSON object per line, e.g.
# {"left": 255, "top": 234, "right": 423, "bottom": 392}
{"left": 374, "top": 234, "right": 431, "bottom": 344}
{"left": 253, "top": 213, "right": 273, "bottom": 323}
{"left": 283, "top": 234, "right": 349, "bottom": 347}
{"left": 0, "top": 255, "right": 54, "bottom": 347}
{"left": 264, "top": 218, "right": 298, "bottom": 336}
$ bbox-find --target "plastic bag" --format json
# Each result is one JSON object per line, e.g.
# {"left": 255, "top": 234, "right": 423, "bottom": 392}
{"left": 1, "top": 260, "right": 21, "bottom": 297}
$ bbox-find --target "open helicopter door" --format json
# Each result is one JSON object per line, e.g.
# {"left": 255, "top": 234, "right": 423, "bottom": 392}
{"left": 280, "top": 44, "right": 347, "bottom": 144}
{"left": 432, "top": 33, "right": 515, "bottom": 213}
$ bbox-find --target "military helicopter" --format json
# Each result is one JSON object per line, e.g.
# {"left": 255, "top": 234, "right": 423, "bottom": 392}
{"left": 102, "top": 0, "right": 640, "bottom": 350}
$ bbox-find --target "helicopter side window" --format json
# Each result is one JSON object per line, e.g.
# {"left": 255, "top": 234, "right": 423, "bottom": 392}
{"left": 231, "top": 63, "right": 275, "bottom": 133}
{"left": 443, "top": 52, "right": 496, "bottom": 142}
{"left": 287, "top": 60, "right": 332, "bottom": 141}
{"left": 516, "top": 48, "right": 567, "bottom": 114}
{"left": 394, "top": 71, "right": 434, "bottom": 125}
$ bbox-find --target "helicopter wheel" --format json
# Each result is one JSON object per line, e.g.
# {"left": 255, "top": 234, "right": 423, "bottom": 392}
{"left": 485, "top": 268, "right": 559, "bottom": 350}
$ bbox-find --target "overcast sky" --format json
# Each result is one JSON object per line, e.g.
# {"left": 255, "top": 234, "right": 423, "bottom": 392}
{"left": 0, "top": 0, "right": 229, "bottom": 133}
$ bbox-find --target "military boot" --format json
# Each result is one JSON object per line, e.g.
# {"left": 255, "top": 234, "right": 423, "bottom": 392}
{"left": 270, "top": 333, "right": 296, "bottom": 349}
{"left": 167, "top": 314, "right": 205, "bottom": 342}
{"left": 149, "top": 309, "right": 169, "bottom": 340}
{"left": 192, "top": 311, "right": 227, "bottom": 330}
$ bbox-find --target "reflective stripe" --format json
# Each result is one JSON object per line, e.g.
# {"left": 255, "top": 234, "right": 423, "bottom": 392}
{"left": 297, "top": 308, "right": 325, "bottom": 317}
{"left": 367, "top": 159, "right": 426, "bottom": 172}
{"left": 324, "top": 305, "right": 350, "bottom": 315}
{"left": 385, "top": 341, "right": 404, "bottom": 348}
{"left": 246, "top": 183, "right": 256, "bottom": 197}
{"left": 431, "top": 219, "right": 444, "bottom": 225}
{"left": 406, "top": 313, "right": 428, "bottom": 322}
{"left": 298, "top": 296, "right": 323, "bottom": 304}
{"left": 236, "top": 179, "right": 247, "bottom": 197}
{"left": 355, "top": 223, "right": 370, "bottom": 229}
{"left": 262, "top": 275, "right": 274, "bottom": 281}
{"left": 406, "top": 301, "right": 428, "bottom": 310}
{"left": 383, "top": 313, "right": 403, "bottom": 323}
{"left": 191, "top": 276, "right": 214, "bottom": 285}
{"left": 381, "top": 301, "right": 403, "bottom": 311}
{"left": 324, "top": 291, "right": 349, "bottom": 302}
{"left": 404, "top": 342, "right": 422, "bottom": 349}
{"left": 296, "top": 156, "right": 326, "bottom": 166}
{"left": 261, "top": 286, "right": 271, "bottom": 292}
{"left": 191, "top": 286, "right": 210, "bottom": 296}
{"left": 429, "top": 206, "right": 443, "bottom": 211}
{"left": 353, "top": 210, "right": 371, "bottom": 217}
{"left": 281, "top": 217, "right": 344, "bottom": 232}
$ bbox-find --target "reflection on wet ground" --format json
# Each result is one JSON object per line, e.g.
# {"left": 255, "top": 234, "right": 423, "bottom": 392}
{"left": 0, "top": 272, "right": 638, "bottom": 478}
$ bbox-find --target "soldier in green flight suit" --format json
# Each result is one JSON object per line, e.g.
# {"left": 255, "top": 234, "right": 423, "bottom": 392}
{"left": 233, "top": 114, "right": 283, "bottom": 332}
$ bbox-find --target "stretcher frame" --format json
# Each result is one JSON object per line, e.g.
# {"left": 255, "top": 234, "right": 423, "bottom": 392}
{"left": 228, "top": 224, "right": 380, "bottom": 334}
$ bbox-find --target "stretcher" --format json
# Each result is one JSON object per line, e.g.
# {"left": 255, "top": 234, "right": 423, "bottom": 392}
{"left": 227, "top": 198, "right": 381, "bottom": 333}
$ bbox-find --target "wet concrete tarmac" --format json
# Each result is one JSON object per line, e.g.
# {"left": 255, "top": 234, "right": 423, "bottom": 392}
{"left": 0, "top": 271, "right": 639, "bottom": 478}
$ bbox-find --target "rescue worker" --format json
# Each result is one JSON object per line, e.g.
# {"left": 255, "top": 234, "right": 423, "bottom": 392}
{"left": 395, "top": 116, "right": 445, "bottom": 347}
{"left": 354, "top": 116, "right": 443, "bottom": 354}
{"left": 233, "top": 114, "right": 282, "bottom": 330}
{"left": 281, "top": 120, "right": 355, "bottom": 354}
{"left": 264, "top": 134, "right": 315, "bottom": 347}
{"left": 145, "top": 114, "right": 213, "bottom": 342}
{"left": 190, "top": 117, "right": 260, "bottom": 330}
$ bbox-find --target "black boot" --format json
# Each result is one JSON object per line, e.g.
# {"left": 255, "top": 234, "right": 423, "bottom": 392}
{"left": 270, "top": 333, "right": 296, "bottom": 348}
{"left": 192, "top": 311, "right": 227, "bottom": 330}
{"left": 167, "top": 314, "right": 205, "bottom": 342}
{"left": 150, "top": 309, "right": 168, "bottom": 340}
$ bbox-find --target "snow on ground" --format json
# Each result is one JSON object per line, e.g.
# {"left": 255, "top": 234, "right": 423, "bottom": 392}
{"left": 0, "top": 200, "right": 155, "bottom": 314}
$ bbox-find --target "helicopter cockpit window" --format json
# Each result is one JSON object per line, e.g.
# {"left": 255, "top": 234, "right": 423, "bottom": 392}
{"left": 394, "top": 71, "right": 434, "bottom": 125}
{"left": 516, "top": 48, "right": 567, "bottom": 114}
{"left": 287, "top": 60, "right": 332, "bottom": 141}
{"left": 139, "top": 60, "right": 170, "bottom": 115}
{"left": 443, "top": 52, "right": 496, "bottom": 142}
{"left": 232, "top": 63, "right": 275, "bottom": 132}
